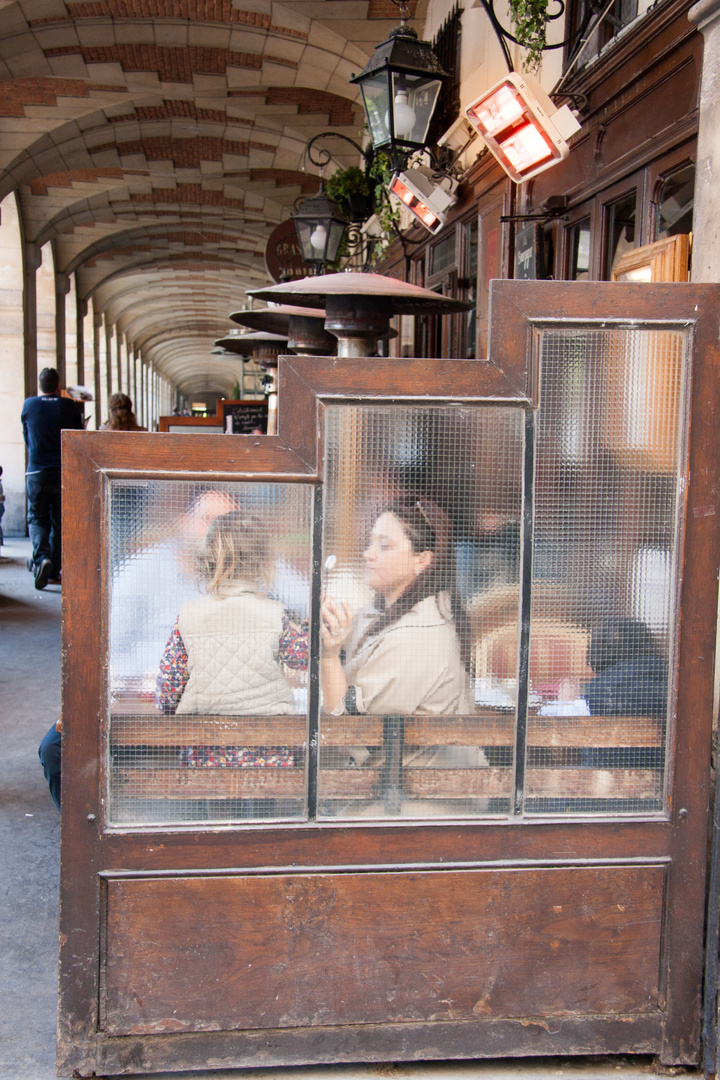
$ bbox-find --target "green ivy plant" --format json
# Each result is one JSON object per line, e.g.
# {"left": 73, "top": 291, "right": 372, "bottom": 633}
{"left": 322, "top": 153, "right": 402, "bottom": 264}
{"left": 508, "top": 0, "right": 548, "bottom": 73}
{"left": 325, "top": 165, "right": 371, "bottom": 220}
{"left": 368, "top": 151, "right": 401, "bottom": 260}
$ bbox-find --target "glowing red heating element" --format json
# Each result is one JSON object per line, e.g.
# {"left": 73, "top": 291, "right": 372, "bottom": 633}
{"left": 389, "top": 175, "right": 439, "bottom": 230}
{"left": 465, "top": 74, "right": 580, "bottom": 183}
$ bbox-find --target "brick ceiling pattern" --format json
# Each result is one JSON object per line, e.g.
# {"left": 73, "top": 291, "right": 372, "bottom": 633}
{"left": 0, "top": 0, "right": 428, "bottom": 395}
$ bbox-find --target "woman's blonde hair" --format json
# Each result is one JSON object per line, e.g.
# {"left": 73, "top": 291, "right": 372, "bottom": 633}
{"left": 197, "top": 511, "right": 270, "bottom": 595}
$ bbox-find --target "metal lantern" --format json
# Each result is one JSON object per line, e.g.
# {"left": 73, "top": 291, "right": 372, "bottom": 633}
{"left": 350, "top": 20, "right": 449, "bottom": 172}
{"left": 291, "top": 186, "right": 347, "bottom": 271}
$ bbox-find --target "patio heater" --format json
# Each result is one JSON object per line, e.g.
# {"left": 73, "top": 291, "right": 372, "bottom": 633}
{"left": 247, "top": 271, "right": 470, "bottom": 358}
{"left": 214, "top": 329, "right": 289, "bottom": 433}
{"left": 229, "top": 304, "right": 337, "bottom": 356}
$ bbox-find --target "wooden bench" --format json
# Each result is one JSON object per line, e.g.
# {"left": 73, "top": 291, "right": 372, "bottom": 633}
{"left": 108, "top": 705, "right": 664, "bottom": 819}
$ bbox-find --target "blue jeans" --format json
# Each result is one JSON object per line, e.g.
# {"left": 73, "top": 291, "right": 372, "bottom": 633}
{"left": 38, "top": 724, "right": 62, "bottom": 811}
{"left": 26, "top": 468, "right": 62, "bottom": 575}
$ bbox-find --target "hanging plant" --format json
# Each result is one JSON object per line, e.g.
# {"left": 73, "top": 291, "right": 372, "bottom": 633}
{"left": 325, "top": 165, "right": 372, "bottom": 222}
{"left": 368, "top": 151, "right": 401, "bottom": 260}
{"left": 508, "top": 0, "right": 548, "bottom": 73}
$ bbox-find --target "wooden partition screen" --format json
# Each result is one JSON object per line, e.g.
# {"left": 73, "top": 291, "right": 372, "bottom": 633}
{"left": 59, "top": 282, "right": 720, "bottom": 1076}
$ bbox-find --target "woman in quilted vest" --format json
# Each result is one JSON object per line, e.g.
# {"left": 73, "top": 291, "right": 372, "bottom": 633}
{"left": 156, "top": 511, "right": 307, "bottom": 735}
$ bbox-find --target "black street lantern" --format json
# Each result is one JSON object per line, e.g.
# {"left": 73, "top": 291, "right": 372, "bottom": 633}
{"left": 350, "top": 14, "right": 449, "bottom": 172}
{"left": 291, "top": 185, "right": 347, "bottom": 271}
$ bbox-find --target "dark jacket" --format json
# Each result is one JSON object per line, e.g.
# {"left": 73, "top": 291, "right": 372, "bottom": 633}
{"left": 583, "top": 655, "right": 668, "bottom": 718}
{"left": 21, "top": 394, "right": 83, "bottom": 471}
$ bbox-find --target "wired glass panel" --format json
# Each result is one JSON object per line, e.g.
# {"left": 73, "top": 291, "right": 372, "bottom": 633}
{"left": 319, "top": 405, "right": 524, "bottom": 819}
{"left": 526, "top": 326, "right": 687, "bottom": 814}
{"left": 106, "top": 480, "right": 312, "bottom": 826}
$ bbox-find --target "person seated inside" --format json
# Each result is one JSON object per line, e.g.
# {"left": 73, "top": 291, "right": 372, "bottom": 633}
{"left": 320, "top": 495, "right": 487, "bottom": 808}
{"left": 580, "top": 616, "right": 667, "bottom": 769}
{"left": 155, "top": 510, "right": 307, "bottom": 768}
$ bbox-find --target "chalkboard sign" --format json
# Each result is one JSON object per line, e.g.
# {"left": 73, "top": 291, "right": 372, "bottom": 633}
{"left": 221, "top": 400, "right": 268, "bottom": 434}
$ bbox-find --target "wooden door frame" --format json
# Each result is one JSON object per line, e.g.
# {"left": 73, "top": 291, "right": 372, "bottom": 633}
{"left": 59, "top": 281, "right": 720, "bottom": 1076}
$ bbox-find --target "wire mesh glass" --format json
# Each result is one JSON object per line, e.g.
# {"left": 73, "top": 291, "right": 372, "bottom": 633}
{"left": 525, "top": 326, "right": 687, "bottom": 815}
{"left": 319, "top": 405, "right": 525, "bottom": 819}
{"left": 104, "top": 324, "right": 686, "bottom": 827}
{"left": 107, "top": 480, "right": 312, "bottom": 826}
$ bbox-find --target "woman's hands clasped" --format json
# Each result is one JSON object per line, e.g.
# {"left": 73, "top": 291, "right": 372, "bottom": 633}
{"left": 320, "top": 596, "right": 353, "bottom": 652}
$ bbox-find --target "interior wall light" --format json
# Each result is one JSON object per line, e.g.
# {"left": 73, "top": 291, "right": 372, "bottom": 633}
{"left": 465, "top": 72, "right": 580, "bottom": 183}
{"left": 389, "top": 167, "right": 458, "bottom": 234}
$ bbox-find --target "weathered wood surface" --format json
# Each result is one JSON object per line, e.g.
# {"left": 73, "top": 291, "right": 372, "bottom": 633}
{"left": 111, "top": 764, "right": 661, "bottom": 802}
{"left": 59, "top": 282, "right": 720, "bottom": 1076}
{"left": 103, "top": 864, "right": 664, "bottom": 1037}
{"left": 111, "top": 713, "right": 663, "bottom": 748}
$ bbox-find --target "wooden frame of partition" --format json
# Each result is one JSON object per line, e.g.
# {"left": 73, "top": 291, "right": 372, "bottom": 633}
{"left": 59, "top": 281, "right": 720, "bottom": 1076}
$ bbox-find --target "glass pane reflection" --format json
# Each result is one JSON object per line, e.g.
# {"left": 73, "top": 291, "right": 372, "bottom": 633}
{"left": 319, "top": 405, "right": 525, "bottom": 820}
{"left": 528, "top": 326, "right": 687, "bottom": 814}
{"left": 107, "top": 480, "right": 312, "bottom": 826}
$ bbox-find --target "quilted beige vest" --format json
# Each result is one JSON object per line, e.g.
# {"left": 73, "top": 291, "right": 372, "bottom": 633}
{"left": 176, "top": 582, "right": 295, "bottom": 715}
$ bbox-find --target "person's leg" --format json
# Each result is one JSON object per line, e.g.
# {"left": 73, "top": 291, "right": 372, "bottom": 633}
{"left": 38, "top": 724, "right": 61, "bottom": 811}
{"left": 26, "top": 472, "right": 52, "bottom": 568}
{"left": 47, "top": 469, "right": 63, "bottom": 578}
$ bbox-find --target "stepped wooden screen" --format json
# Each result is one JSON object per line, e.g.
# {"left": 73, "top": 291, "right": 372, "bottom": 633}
{"left": 59, "top": 282, "right": 720, "bottom": 1077}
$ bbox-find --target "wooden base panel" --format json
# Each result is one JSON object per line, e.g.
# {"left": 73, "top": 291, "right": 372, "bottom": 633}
{"left": 60, "top": 1015, "right": 667, "bottom": 1078}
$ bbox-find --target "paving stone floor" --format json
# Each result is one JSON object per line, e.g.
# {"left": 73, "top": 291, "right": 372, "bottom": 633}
{"left": 0, "top": 537, "right": 704, "bottom": 1080}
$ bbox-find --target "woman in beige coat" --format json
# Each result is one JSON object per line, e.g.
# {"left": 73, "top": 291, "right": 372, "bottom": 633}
{"left": 320, "top": 497, "right": 486, "bottom": 819}
{"left": 320, "top": 495, "right": 473, "bottom": 718}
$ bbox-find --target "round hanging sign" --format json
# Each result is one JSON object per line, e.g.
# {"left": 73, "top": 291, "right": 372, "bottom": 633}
{"left": 264, "top": 219, "right": 315, "bottom": 283}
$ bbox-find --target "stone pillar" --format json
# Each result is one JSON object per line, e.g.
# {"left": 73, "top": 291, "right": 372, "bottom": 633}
{"left": 0, "top": 193, "right": 30, "bottom": 536}
{"left": 22, "top": 242, "right": 41, "bottom": 398}
{"left": 132, "top": 347, "right": 138, "bottom": 413}
{"left": 93, "top": 309, "right": 103, "bottom": 429}
{"left": 76, "top": 296, "right": 87, "bottom": 385}
{"left": 124, "top": 338, "right": 131, "bottom": 397}
{"left": 115, "top": 329, "right": 122, "bottom": 393}
{"left": 105, "top": 320, "right": 113, "bottom": 401}
{"left": 54, "top": 271, "right": 69, "bottom": 385}
{"left": 689, "top": 0, "right": 720, "bottom": 281}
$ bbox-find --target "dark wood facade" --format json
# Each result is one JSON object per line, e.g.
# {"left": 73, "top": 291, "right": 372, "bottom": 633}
{"left": 380, "top": 0, "right": 699, "bottom": 359}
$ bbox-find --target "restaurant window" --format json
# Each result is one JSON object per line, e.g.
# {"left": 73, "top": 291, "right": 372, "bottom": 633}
{"left": 656, "top": 163, "right": 695, "bottom": 239}
{"left": 565, "top": 0, "right": 653, "bottom": 69}
{"left": 462, "top": 217, "right": 478, "bottom": 358}
{"left": 567, "top": 218, "right": 591, "bottom": 280}
{"left": 428, "top": 231, "right": 457, "bottom": 279}
{"left": 604, "top": 191, "right": 637, "bottom": 278}
{"left": 425, "top": 228, "right": 460, "bottom": 359}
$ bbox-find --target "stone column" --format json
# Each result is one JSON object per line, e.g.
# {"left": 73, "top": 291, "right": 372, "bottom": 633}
{"left": 115, "top": 329, "right": 122, "bottom": 393}
{"left": 76, "top": 296, "right": 87, "bottom": 385}
{"left": 689, "top": 0, "right": 720, "bottom": 281}
{"left": 0, "top": 193, "right": 30, "bottom": 536}
{"left": 105, "top": 319, "right": 113, "bottom": 401}
{"left": 93, "top": 309, "right": 103, "bottom": 429}
{"left": 54, "top": 271, "right": 69, "bottom": 385}
{"left": 22, "top": 242, "right": 41, "bottom": 398}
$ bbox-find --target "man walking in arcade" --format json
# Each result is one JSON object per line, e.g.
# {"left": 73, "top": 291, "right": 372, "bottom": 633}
{"left": 21, "top": 367, "right": 83, "bottom": 590}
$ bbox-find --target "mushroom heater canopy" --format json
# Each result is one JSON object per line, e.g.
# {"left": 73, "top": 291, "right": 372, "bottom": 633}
{"left": 248, "top": 272, "right": 471, "bottom": 357}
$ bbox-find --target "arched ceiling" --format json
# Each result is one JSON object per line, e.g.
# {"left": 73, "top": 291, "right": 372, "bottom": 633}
{"left": 0, "top": 0, "right": 427, "bottom": 396}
